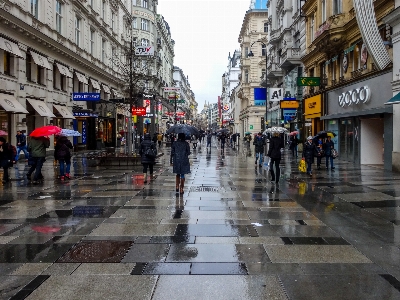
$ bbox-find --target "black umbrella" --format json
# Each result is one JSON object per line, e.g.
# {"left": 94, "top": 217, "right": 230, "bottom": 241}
{"left": 166, "top": 124, "right": 200, "bottom": 136}
{"left": 315, "top": 131, "right": 337, "bottom": 138}
{"left": 217, "top": 128, "right": 229, "bottom": 133}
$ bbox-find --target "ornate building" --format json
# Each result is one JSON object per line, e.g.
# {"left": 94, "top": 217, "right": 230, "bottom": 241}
{"left": 173, "top": 67, "right": 197, "bottom": 124}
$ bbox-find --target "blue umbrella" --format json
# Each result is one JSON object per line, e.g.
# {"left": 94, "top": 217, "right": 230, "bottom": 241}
{"left": 58, "top": 129, "right": 81, "bottom": 137}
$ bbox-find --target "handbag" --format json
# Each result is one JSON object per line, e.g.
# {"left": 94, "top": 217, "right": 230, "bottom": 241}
{"left": 145, "top": 145, "right": 157, "bottom": 158}
{"left": 331, "top": 149, "right": 338, "bottom": 159}
{"left": 298, "top": 159, "right": 306, "bottom": 173}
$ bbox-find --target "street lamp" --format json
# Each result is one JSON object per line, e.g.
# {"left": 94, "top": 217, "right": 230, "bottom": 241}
{"left": 247, "top": 40, "right": 268, "bottom": 131}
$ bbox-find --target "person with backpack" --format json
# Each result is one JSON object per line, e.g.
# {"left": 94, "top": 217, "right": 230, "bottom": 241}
{"left": 253, "top": 132, "right": 266, "bottom": 167}
{"left": 139, "top": 133, "right": 157, "bottom": 183}
{"left": 54, "top": 136, "right": 73, "bottom": 181}
{"left": 15, "top": 130, "right": 29, "bottom": 161}
{"left": 0, "top": 137, "right": 15, "bottom": 183}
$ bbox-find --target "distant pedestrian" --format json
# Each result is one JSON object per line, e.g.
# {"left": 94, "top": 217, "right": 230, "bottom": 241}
{"left": 157, "top": 133, "right": 163, "bottom": 147}
{"left": 139, "top": 133, "right": 157, "bottom": 183}
{"left": 324, "top": 136, "right": 335, "bottom": 170}
{"left": 27, "top": 136, "right": 50, "bottom": 183}
{"left": 191, "top": 135, "right": 198, "bottom": 150}
{"left": 316, "top": 137, "right": 324, "bottom": 170}
{"left": 15, "top": 130, "right": 29, "bottom": 161}
{"left": 302, "top": 136, "right": 318, "bottom": 176}
{"left": 289, "top": 135, "right": 298, "bottom": 158}
{"left": 220, "top": 133, "right": 226, "bottom": 152}
{"left": 171, "top": 132, "right": 191, "bottom": 195}
{"left": 152, "top": 133, "right": 157, "bottom": 144}
{"left": 232, "top": 133, "right": 237, "bottom": 148}
{"left": 0, "top": 137, "right": 15, "bottom": 183}
{"left": 253, "top": 132, "right": 266, "bottom": 167}
{"left": 206, "top": 131, "right": 212, "bottom": 148}
{"left": 54, "top": 136, "right": 73, "bottom": 180}
{"left": 267, "top": 132, "right": 284, "bottom": 183}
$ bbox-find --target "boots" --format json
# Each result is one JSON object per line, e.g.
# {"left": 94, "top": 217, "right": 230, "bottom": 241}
{"left": 179, "top": 178, "right": 185, "bottom": 194}
{"left": 143, "top": 173, "right": 147, "bottom": 183}
{"left": 175, "top": 175, "right": 180, "bottom": 194}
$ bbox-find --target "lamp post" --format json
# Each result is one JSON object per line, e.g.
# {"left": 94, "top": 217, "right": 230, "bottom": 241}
{"left": 247, "top": 40, "right": 268, "bottom": 131}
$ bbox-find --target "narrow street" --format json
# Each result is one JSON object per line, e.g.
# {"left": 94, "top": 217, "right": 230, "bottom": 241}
{"left": 1, "top": 139, "right": 400, "bottom": 299}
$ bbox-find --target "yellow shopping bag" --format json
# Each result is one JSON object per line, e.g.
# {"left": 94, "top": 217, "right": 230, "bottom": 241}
{"left": 298, "top": 159, "right": 306, "bottom": 173}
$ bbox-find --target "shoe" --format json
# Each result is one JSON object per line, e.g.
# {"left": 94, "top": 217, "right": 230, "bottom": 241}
{"left": 309, "top": 173, "right": 312, "bottom": 176}
{"left": 317, "top": 166, "right": 321, "bottom": 170}
{"left": 259, "top": 164, "right": 262, "bottom": 167}
{"left": 32, "top": 180, "right": 39, "bottom": 184}
{"left": 60, "top": 176, "right": 65, "bottom": 181}
{"left": 2, "top": 179, "right": 9, "bottom": 183}
{"left": 26, "top": 174, "right": 31, "bottom": 181}
{"left": 331, "top": 167, "right": 335, "bottom": 170}
{"left": 65, "top": 173, "right": 71, "bottom": 179}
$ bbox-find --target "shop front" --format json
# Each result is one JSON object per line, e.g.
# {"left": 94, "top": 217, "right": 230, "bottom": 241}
{"left": 323, "top": 71, "right": 393, "bottom": 169}
{"left": 72, "top": 111, "right": 98, "bottom": 151}
{"left": 52, "top": 104, "right": 75, "bottom": 129}
{"left": 0, "top": 93, "right": 29, "bottom": 142}
{"left": 304, "top": 95, "right": 323, "bottom": 138}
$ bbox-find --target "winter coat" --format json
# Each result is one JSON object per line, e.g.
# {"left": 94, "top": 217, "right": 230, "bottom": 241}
{"left": 139, "top": 135, "right": 157, "bottom": 164}
{"left": 171, "top": 140, "right": 191, "bottom": 174}
{"left": 253, "top": 136, "right": 266, "bottom": 153}
{"left": 267, "top": 136, "right": 284, "bottom": 159}
{"left": 0, "top": 142, "right": 14, "bottom": 167}
{"left": 289, "top": 136, "right": 298, "bottom": 149}
{"left": 324, "top": 140, "right": 335, "bottom": 157}
{"left": 206, "top": 134, "right": 212, "bottom": 142}
{"left": 54, "top": 136, "right": 73, "bottom": 160}
{"left": 16, "top": 134, "right": 27, "bottom": 146}
{"left": 303, "top": 141, "right": 318, "bottom": 164}
{"left": 28, "top": 137, "right": 50, "bottom": 158}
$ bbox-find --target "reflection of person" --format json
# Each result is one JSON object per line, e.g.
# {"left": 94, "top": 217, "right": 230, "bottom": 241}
{"left": 267, "top": 132, "right": 284, "bottom": 183}
{"left": 171, "top": 133, "right": 191, "bottom": 195}
{"left": 0, "top": 137, "right": 15, "bottom": 183}
{"left": 15, "top": 130, "right": 29, "bottom": 161}
{"left": 27, "top": 136, "right": 50, "bottom": 183}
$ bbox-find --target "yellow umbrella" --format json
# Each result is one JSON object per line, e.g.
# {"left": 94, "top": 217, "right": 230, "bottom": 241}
{"left": 327, "top": 132, "right": 335, "bottom": 138}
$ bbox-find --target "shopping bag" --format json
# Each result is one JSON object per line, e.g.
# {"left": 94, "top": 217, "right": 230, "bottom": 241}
{"left": 331, "top": 149, "right": 338, "bottom": 159}
{"left": 262, "top": 158, "right": 270, "bottom": 171}
{"left": 298, "top": 159, "right": 306, "bottom": 173}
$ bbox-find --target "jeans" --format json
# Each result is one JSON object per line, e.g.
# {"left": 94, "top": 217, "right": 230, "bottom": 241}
{"left": 28, "top": 157, "right": 45, "bottom": 181}
{"left": 326, "top": 155, "right": 334, "bottom": 169}
{"left": 269, "top": 158, "right": 281, "bottom": 182}
{"left": 221, "top": 142, "right": 225, "bottom": 151}
{"left": 291, "top": 145, "right": 297, "bottom": 158}
{"left": 307, "top": 162, "right": 312, "bottom": 174}
{"left": 15, "top": 145, "right": 29, "bottom": 161}
{"left": 142, "top": 163, "right": 154, "bottom": 174}
{"left": 207, "top": 140, "right": 211, "bottom": 147}
{"left": 59, "top": 159, "right": 71, "bottom": 176}
{"left": 255, "top": 152, "right": 263, "bottom": 165}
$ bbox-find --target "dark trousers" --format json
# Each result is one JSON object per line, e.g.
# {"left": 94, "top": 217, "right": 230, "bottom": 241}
{"left": 269, "top": 158, "right": 281, "bottom": 182}
{"left": 207, "top": 140, "right": 211, "bottom": 147}
{"left": 28, "top": 157, "right": 45, "bottom": 181}
{"left": 142, "top": 163, "right": 154, "bottom": 174}
{"left": 1, "top": 160, "right": 9, "bottom": 180}
{"left": 317, "top": 155, "right": 322, "bottom": 167}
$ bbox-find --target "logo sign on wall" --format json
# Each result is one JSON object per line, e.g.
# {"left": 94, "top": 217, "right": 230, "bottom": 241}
{"left": 254, "top": 88, "right": 266, "bottom": 106}
{"left": 82, "top": 120, "right": 87, "bottom": 145}
{"left": 269, "top": 88, "right": 283, "bottom": 102}
{"left": 338, "top": 86, "right": 371, "bottom": 107}
{"left": 135, "top": 46, "right": 154, "bottom": 56}
{"left": 132, "top": 107, "right": 146, "bottom": 116}
{"left": 72, "top": 93, "right": 100, "bottom": 101}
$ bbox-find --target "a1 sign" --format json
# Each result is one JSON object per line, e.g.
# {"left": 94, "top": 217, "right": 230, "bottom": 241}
{"left": 132, "top": 107, "right": 146, "bottom": 116}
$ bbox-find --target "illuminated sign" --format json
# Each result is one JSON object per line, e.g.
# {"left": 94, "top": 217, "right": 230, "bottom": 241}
{"left": 72, "top": 93, "right": 100, "bottom": 101}
{"left": 132, "top": 107, "right": 146, "bottom": 116}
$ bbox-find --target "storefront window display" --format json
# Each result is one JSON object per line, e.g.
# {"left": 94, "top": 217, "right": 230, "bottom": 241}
{"left": 97, "top": 118, "right": 115, "bottom": 147}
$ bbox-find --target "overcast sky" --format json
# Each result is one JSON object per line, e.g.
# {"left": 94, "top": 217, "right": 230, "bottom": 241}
{"left": 157, "top": 0, "right": 251, "bottom": 112}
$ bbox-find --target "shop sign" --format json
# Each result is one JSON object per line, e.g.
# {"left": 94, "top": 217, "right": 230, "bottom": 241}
{"left": 161, "top": 116, "right": 169, "bottom": 119}
{"left": 134, "top": 46, "right": 154, "bottom": 56}
{"left": 297, "top": 77, "right": 321, "bottom": 86}
{"left": 72, "top": 93, "right": 100, "bottom": 101}
{"left": 82, "top": 120, "right": 87, "bottom": 144}
{"left": 269, "top": 88, "right": 283, "bottom": 102}
{"left": 254, "top": 88, "right": 266, "bottom": 106}
{"left": 176, "top": 112, "right": 185, "bottom": 116}
{"left": 163, "top": 87, "right": 180, "bottom": 92}
{"left": 338, "top": 86, "right": 370, "bottom": 107}
{"left": 73, "top": 112, "right": 98, "bottom": 117}
{"left": 132, "top": 107, "right": 146, "bottom": 116}
{"left": 280, "top": 101, "right": 299, "bottom": 109}
{"left": 133, "top": 10, "right": 155, "bottom": 21}
{"left": 304, "top": 95, "right": 322, "bottom": 117}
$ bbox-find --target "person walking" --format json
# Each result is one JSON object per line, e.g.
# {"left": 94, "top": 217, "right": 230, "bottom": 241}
{"left": 15, "top": 130, "right": 29, "bottom": 161}
{"left": 0, "top": 137, "right": 15, "bottom": 183}
{"left": 267, "top": 132, "right": 284, "bottom": 183}
{"left": 54, "top": 136, "right": 73, "bottom": 180}
{"left": 191, "top": 134, "right": 198, "bottom": 150}
{"left": 27, "top": 136, "right": 50, "bottom": 183}
{"left": 302, "top": 136, "right": 318, "bottom": 176}
{"left": 289, "top": 135, "right": 299, "bottom": 158}
{"left": 324, "top": 136, "right": 335, "bottom": 170}
{"left": 206, "top": 131, "right": 212, "bottom": 148}
{"left": 157, "top": 133, "right": 163, "bottom": 148}
{"left": 171, "top": 132, "right": 191, "bottom": 195}
{"left": 316, "top": 137, "right": 324, "bottom": 170}
{"left": 232, "top": 133, "right": 237, "bottom": 148}
{"left": 139, "top": 133, "right": 157, "bottom": 183}
{"left": 253, "top": 132, "right": 266, "bottom": 167}
{"left": 219, "top": 133, "right": 226, "bottom": 152}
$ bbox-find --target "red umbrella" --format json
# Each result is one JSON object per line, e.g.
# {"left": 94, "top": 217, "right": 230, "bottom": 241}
{"left": 0, "top": 130, "right": 8, "bottom": 136}
{"left": 30, "top": 126, "right": 62, "bottom": 137}
{"left": 289, "top": 131, "right": 299, "bottom": 136}
{"left": 31, "top": 225, "right": 61, "bottom": 233}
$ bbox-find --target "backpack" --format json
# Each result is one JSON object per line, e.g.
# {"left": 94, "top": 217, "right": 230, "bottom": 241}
{"left": 145, "top": 144, "right": 157, "bottom": 158}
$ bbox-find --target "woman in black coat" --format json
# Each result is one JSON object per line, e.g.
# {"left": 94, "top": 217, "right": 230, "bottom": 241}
{"left": 54, "top": 136, "right": 73, "bottom": 180}
{"left": 267, "top": 133, "right": 284, "bottom": 183}
{"left": 0, "top": 137, "right": 14, "bottom": 183}
{"left": 139, "top": 133, "right": 157, "bottom": 183}
{"left": 302, "top": 136, "right": 318, "bottom": 176}
{"left": 171, "top": 132, "right": 191, "bottom": 194}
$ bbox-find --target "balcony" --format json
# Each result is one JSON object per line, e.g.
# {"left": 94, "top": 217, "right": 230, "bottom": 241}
{"left": 278, "top": 47, "right": 301, "bottom": 71}
{"left": 269, "top": 27, "right": 281, "bottom": 45}
{"left": 267, "top": 62, "right": 284, "bottom": 78}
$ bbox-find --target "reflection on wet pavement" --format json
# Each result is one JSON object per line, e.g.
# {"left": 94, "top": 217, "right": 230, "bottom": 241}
{"left": 0, "top": 139, "right": 400, "bottom": 299}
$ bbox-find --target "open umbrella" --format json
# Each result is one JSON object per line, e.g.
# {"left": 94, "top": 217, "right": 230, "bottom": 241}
{"left": 217, "top": 128, "right": 229, "bottom": 134}
{"left": 289, "top": 131, "right": 299, "bottom": 136}
{"left": 263, "top": 127, "right": 288, "bottom": 134}
{"left": 166, "top": 124, "right": 199, "bottom": 136}
{"left": 57, "top": 129, "right": 81, "bottom": 137}
{"left": 30, "top": 125, "right": 62, "bottom": 137}
{"left": 0, "top": 130, "right": 8, "bottom": 136}
{"left": 315, "top": 130, "right": 336, "bottom": 139}
{"left": 244, "top": 132, "right": 251, "bottom": 135}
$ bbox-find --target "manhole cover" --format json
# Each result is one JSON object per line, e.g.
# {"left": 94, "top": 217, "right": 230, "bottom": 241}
{"left": 189, "top": 186, "right": 226, "bottom": 192}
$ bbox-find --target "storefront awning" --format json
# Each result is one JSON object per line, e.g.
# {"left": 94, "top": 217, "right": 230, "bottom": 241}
{"left": 75, "top": 72, "right": 88, "bottom": 84}
{"left": 30, "top": 51, "right": 51, "bottom": 70}
{"left": 53, "top": 104, "right": 75, "bottom": 119}
{"left": 102, "top": 84, "right": 111, "bottom": 94}
{"left": 90, "top": 78, "right": 101, "bottom": 90}
{"left": 0, "top": 37, "right": 23, "bottom": 58}
{"left": 385, "top": 92, "right": 400, "bottom": 105}
{"left": 321, "top": 106, "right": 392, "bottom": 120}
{"left": 56, "top": 63, "right": 72, "bottom": 78}
{"left": 0, "top": 94, "right": 28, "bottom": 113}
{"left": 27, "top": 99, "right": 55, "bottom": 117}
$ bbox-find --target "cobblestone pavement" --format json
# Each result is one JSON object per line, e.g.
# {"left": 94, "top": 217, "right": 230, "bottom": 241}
{"left": 0, "top": 139, "right": 400, "bottom": 299}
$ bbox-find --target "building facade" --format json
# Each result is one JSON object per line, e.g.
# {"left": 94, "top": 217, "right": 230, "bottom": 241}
{"left": 172, "top": 67, "right": 197, "bottom": 124}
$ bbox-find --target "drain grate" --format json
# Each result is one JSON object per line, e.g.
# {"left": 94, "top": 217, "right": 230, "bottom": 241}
{"left": 189, "top": 186, "right": 226, "bottom": 192}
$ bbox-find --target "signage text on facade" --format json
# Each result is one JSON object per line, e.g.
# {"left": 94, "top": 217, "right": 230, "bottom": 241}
{"left": 338, "top": 86, "right": 371, "bottom": 107}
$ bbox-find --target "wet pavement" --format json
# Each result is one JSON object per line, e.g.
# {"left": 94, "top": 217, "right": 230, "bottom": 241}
{"left": 1, "top": 139, "right": 400, "bottom": 299}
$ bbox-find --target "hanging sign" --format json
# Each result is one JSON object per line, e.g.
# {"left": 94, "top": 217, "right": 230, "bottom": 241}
{"left": 132, "top": 107, "right": 146, "bottom": 116}
{"left": 296, "top": 77, "right": 321, "bottom": 86}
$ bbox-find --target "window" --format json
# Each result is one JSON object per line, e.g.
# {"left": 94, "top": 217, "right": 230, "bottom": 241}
{"left": 141, "top": 19, "right": 149, "bottom": 31}
{"left": 26, "top": 53, "right": 32, "bottom": 81}
{"left": 111, "top": 47, "right": 116, "bottom": 65}
{"left": 55, "top": 0, "right": 62, "bottom": 34}
{"left": 244, "top": 70, "right": 249, "bottom": 83}
{"left": 141, "top": 38, "right": 149, "bottom": 46}
{"left": 111, "top": 11, "right": 115, "bottom": 30}
{"left": 37, "top": 65, "right": 45, "bottom": 85}
{"left": 132, "top": 17, "right": 137, "bottom": 29}
{"left": 261, "top": 69, "right": 266, "bottom": 80}
{"left": 90, "top": 29, "right": 95, "bottom": 55}
{"left": 333, "top": 0, "right": 342, "bottom": 15}
{"left": 261, "top": 44, "right": 266, "bottom": 56}
{"left": 90, "top": 0, "right": 94, "bottom": 7}
{"left": 264, "top": 22, "right": 268, "bottom": 33}
{"left": 244, "top": 47, "right": 248, "bottom": 58}
{"left": 142, "top": 0, "right": 148, "bottom": 8}
{"left": 102, "top": 39, "right": 106, "bottom": 62}
{"left": 321, "top": 0, "right": 326, "bottom": 23}
{"left": 102, "top": 0, "right": 106, "bottom": 20}
{"left": 3, "top": 51, "right": 11, "bottom": 76}
{"left": 310, "top": 15, "right": 315, "bottom": 42}
{"left": 31, "top": 0, "right": 39, "bottom": 18}
{"left": 75, "top": 16, "right": 81, "bottom": 47}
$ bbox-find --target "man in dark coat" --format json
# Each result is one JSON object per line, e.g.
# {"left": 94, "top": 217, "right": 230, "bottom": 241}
{"left": 303, "top": 136, "right": 318, "bottom": 176}
{"left": 139, "top": 133, "right": 157, "bottom": 183}
{"left": 171, "top": 132, "right": 191, "bottom": 195}
{"left": 27, "top": 136, "right": 50, "bottom": 183}
{"left": 267, "top": 132, "right": 284, "bottom": 183}
{"left": 289, "top": 135, "right": 299, "bottom": 158}
{"left": 324, "top": 136, "right": 335, "bottom": 170}
{"left": 0, "top": 137, "right": 15, "bottom": 183}
{"left": 253, "top": 132, "right": 266, "bottom": 167}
